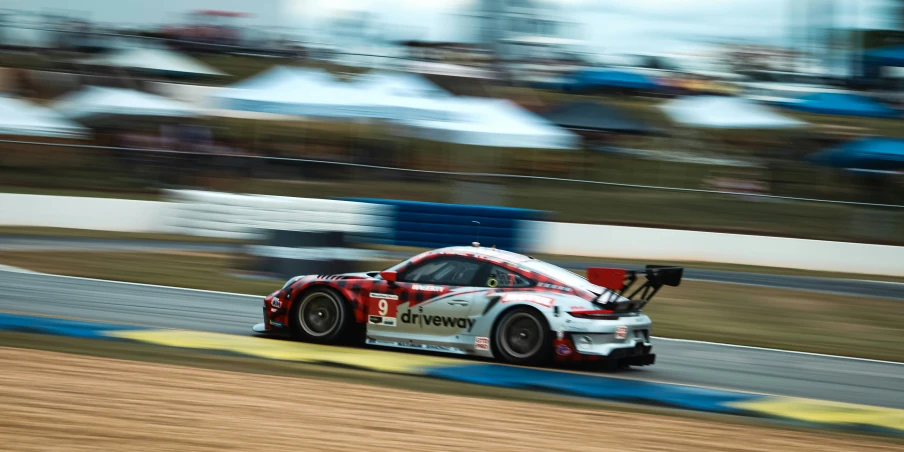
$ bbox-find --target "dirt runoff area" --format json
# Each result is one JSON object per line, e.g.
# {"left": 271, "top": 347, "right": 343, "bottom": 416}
{"left": 0, "top": 347, "right": 897, "bottom": 452}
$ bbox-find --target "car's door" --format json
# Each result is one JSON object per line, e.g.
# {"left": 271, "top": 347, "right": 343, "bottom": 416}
{"left": 365, "top": 255, "right": 487, "bottom": 352}
{"left": 466, "top": 264, "right": 535, "bottom": 318}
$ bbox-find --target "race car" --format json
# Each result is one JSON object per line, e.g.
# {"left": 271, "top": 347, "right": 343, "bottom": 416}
{"left": 252, "top": 243, "right": 682, "bottom": 367}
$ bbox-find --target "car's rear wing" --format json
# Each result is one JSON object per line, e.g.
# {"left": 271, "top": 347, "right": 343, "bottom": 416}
{"left": 586, "top": 265, "right": 684, "bottom": 311}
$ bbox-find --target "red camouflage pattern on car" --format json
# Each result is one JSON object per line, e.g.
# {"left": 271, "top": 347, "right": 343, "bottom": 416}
{"left": 261, "top": 246, "right": 605, "bottom": 361}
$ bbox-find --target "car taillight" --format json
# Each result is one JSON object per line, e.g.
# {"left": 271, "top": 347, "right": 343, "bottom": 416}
{"left": 568, "top": 309, "right": 620, "bottom": 320}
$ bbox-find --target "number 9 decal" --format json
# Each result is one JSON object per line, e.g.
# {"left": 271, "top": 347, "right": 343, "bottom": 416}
{"left": 368, "top": 293, "right": 398, "bottom": 323}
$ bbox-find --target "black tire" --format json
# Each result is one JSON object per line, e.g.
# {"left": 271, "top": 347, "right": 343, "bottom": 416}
{"left": 492, "top": 307, "right": 552, "bottom": 365}
{"left": 289, "top": 287, "right": 351, "bottom": 344}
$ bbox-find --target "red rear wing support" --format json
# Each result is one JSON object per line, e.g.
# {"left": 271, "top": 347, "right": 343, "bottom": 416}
{"left": 587, "top": 265, "right": 684, "bottom": 310}
{"left": 586, "top": 267, "right": 626, "bottom": 291}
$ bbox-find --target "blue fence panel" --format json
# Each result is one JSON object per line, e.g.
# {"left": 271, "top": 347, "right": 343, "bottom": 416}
{"left": 342, "top": 198, "right": 547, "bottom": 252}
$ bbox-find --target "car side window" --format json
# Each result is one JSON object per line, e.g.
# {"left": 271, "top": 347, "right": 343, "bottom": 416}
{"left": 400, "top": 257, "right": 484, "bottom": 286}
{"left": 486, "top": 265, "right": 531, "bottom": 288}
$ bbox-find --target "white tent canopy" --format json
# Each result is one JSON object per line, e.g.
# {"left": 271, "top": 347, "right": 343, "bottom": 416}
{"left": 51, "top": 86, "right": 203, "bottom": 121}
{"left": 212, "top": 66, "right": 392, "bottom": 119}
{"left": 351, "top": 71, "right": 458, "bottom": 122}
{"left": 398, "top": 98, "right": 580, "bottom": 149}
{"left": 80, "top": 47, "right": 226, "bottom": 77}
{"left": 224, "top": 66, "right": 336, "bottom": 92}
{"left": 353, "top": 71, "right": 451, "bottom": 99}
{"left": 0, "top": 96, "right": 90, "bottom": 139}
{"left": 660, "top": 95, "right": 806, "bottom": 129}
{"left": 215, "top": 67, "right": 469, "bottom": 122}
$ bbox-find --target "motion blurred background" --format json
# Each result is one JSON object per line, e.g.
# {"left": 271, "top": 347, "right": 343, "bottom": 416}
{"left": 1, "top": 0, "right": 903, "bottom": 244}
{"left": 1, "top": 5, "right": 904, "bottom": 445}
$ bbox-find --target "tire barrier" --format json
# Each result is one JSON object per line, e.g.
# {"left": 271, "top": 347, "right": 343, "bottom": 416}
{"left": 2, "top": 312, "right": 901, "bottom": 437}
{"left": 343, "top": 198, "right": 547, "bottom": 252}
{"left": 161, "top": 190, "right": 395, "bottom": 241}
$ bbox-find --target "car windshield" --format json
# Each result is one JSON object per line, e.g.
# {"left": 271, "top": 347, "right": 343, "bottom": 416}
{"left": 518, "top": 260, "right": 601, "bottom": 292}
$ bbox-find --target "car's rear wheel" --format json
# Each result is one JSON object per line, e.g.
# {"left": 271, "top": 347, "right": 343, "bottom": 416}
{"left": 290, "top": 288, "right": 350, "bottom": 343}
{"left": 493, "top": 307, "right": 551, "bottom": 365}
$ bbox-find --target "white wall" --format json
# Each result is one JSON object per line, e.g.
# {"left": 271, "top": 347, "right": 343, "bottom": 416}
{"left": 525, "top": 221, "right": 904, "bottom": 277}
{"left": 3, "top": 193, "right": 902, "bottom": 277}
{"left": 0, "top": 192, "right": 394, "bottom": 240}
{"left": 0, "top": 193, "right": 168, "bottom": 233}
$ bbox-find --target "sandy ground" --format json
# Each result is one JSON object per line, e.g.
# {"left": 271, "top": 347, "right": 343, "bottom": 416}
{"left": 0, "top": 347, "right": 897, "bottom": 452}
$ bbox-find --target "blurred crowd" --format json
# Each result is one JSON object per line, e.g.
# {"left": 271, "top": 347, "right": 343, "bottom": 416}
{"left": 0, "top": 4, "right": 903, "bottom": 245}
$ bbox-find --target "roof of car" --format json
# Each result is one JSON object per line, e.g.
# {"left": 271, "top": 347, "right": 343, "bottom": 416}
{"left": 428, "top": 246, "right": 534, "bottom": 264}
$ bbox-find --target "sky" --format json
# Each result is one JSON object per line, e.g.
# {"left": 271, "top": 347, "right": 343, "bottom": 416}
{"left": 0, "top": 0, "right": 899, "bottom": 54}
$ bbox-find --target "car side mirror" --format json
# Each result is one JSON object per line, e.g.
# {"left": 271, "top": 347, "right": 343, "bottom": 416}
{"left": 380, "top": 270, "right": 397, "bottom": 283}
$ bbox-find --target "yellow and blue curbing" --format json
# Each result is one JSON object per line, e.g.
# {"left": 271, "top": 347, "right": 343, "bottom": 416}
{"left": 1, "top": 313, "right": 901, "bottom": 436}
{"left": 108, "top": 329, "right": 460, "bottom": 374}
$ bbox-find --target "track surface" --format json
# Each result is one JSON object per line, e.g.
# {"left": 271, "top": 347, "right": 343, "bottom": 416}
{"left": 1, "top": 236, "right": 902, "bottom": 300}
{"left": 1, "top": 270, "right": 901, "bottom": 409}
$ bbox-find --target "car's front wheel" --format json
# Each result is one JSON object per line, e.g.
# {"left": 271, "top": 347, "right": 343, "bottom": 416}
{"left": 290, "top": 288, "right": 350, "bottom": 344}
{"left": 493, "top": 307, "right": 552, "bottom": 365}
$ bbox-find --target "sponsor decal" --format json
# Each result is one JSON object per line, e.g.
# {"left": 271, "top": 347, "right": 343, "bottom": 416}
{"left": 368, "top": 315, "right": 397, "bottom": 327}
{"left": 537, "top": 282, "right": 571, "bottom": 292}
{"left": 269, "top": 320, "right": 284, "bottom": 328}
{"left": 615, "top": 326, "right": 628, "bottom": 340}
{"left": 412, "top": 284, "right": 445, "bottom": 292}
{"left": 369, "top": 293, "right": 399, "bottom": 300}
{"left": 400, "top": 311, "right": 475, "bottom": 332}
{"left": 499, "top": 293, "right": 555, "bottom": 308}
{"left": 270, "top": 299, "right": 283, "bottom": 309}
{"left": 474, "top": 337, "right": 490, "bottom": 351}
{"left": 369, "top": 296, "right": 398, "bottom": 319}
{"left": 556, "top": 344, "right": 573, "bottom": 356}
{"left": 365, "top": 338, "right": 465, "bottom": 354}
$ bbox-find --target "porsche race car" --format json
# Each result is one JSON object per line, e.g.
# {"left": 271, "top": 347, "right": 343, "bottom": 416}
{"left": 253, "top": 244, "right": 682, "bottom": 367}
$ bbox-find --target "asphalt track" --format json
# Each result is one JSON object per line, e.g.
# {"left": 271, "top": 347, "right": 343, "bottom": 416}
{"left": 1, "top": 269, "right": 901, "bottom": 410}
{"left": 1, "top": 236, "right": 902, "bottom": 300}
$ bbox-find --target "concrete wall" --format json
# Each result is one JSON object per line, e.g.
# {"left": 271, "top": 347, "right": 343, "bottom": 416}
{"left": 2, "top": 193, "right": 902, "bottom": 276}
{"left": 0, "top": 193, "right": 168, "bottom": 233}
{"left": 524, "top": 221, "right": 904, "bottom": 277}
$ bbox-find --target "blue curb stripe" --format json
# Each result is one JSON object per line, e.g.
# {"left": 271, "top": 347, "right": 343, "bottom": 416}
{"left": 423, "top": 364, "right": 762, "bottom": 414}
{"left": 0, "top": 313, "right": 147, "bottom": 339}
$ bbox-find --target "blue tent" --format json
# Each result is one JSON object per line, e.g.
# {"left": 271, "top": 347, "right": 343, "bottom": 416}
{"left": 807, "top": 137, "right": 904, "bottom": 170}
{"left": 865, "top": 45, "right": 904, "bottom": 67}
{"left": 785, "top": 92, "right": 899, "bottom": 118}
{"left": 568, "top": 68, "right": 660, "bottom": 91}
